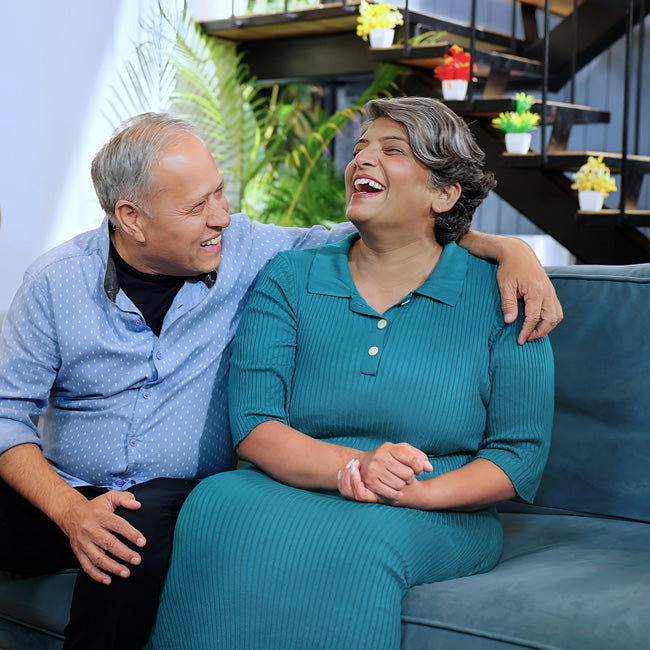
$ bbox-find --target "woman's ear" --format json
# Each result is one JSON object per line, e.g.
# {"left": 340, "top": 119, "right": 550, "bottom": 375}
{"left": 431, "top": 183, "right": 462, "bottom": 214}
{"left": 114, "top": 200, "right": 147, "bottom": 243}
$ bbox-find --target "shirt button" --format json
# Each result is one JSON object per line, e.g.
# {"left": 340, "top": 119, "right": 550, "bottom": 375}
{"left": 129, "top": 438, "right": 138, "bottom": 447}
{"left": 156, "top": 351, "right": 162, "bottom": 360}
{"left": 134, "top": 317, "right": 143, "bottom": 326}
{"left": 143, "top": 391, "right": 150, "bottom": 399}
{"left": 377, "top": 319, "right": 387, "bottom": 329}
{"left": 368, "top": 346, "right": 379, "bottom": 356}
{"left": 115, "top": 479, "right": 125, "bottom": 487}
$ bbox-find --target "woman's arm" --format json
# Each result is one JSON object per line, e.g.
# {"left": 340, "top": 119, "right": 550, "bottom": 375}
{"left": 342, "top": 457, "right": 515, "bottom": 510}
{"left": 459, "top": 231, "right": 563, "bottom": 344}
{"left": 238, "top": 421, "right": 431, "bottom": 501}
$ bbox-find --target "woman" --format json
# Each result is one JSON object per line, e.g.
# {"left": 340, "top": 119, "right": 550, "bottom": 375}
{"left": 149, "top": 97, "right": 554, "bottom": 649}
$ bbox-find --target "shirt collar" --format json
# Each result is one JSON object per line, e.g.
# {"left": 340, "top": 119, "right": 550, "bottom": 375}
{"left": 101, "top": 219, "right": 217, "bottom": 302}
{"left": 308, "top": 232, "right": 468, "bottom": 307}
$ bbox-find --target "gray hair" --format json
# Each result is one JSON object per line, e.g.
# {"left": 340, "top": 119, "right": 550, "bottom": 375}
{"left": 360, "top": 97, "right": 496, "bottom": 245}
{"left": 91, "top": 112, "right": 202, "bottom": 224}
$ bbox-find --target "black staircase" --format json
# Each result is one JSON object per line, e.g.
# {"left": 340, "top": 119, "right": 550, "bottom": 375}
{"left": 198, "top": 0, "right": 650, "bottom": 264}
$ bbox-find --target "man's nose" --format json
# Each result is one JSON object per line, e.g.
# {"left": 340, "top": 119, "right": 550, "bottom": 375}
{"left": 207, "top": 196, "right": 231, "bottom": 228}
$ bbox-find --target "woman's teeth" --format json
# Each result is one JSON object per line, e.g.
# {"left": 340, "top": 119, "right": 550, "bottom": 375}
{"left": 354, "top": 178, "right": 385, "bottom": 192}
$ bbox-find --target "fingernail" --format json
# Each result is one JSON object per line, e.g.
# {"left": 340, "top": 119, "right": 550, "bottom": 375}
{"left": 120, "top": 569, "right": 129, "bottom": 578}
{"left": 337, "top": 470, "right": 342, "bottom": 481}
{"left": 346, "top": 459, "right": 355, "bottom": 469}
{"left": 136, "top": 537, "right": 146, "bottom": 546}
{"left": 131, "top": 556, "right": 141, "bottom": 565}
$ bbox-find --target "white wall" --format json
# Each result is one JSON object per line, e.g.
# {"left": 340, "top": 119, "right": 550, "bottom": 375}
{"left": 0, "top": 0, "right": 123, "bottom": 312}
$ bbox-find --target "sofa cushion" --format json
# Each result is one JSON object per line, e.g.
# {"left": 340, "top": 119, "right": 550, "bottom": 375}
{"left": 401, "top": 512, "right": 650, "bottom": 649}
{"left": 0, "top": 569, "right": 75, "bottom": 639}
{"left": 534, "top": 264, "right": 650, "bottom": 522}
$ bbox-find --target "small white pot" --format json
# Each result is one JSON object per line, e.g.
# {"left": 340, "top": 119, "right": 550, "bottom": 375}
{"left": 441, "top": 79, "right": 468, "bottom": 100}
{"left": 369, "top": 28, "right": 395, "bottom": 48}
{"left": 505, "top": 132, "right": 532, "bottom": 154}
{"left": 578, "top": 190, "right": 604, "bottom": 211}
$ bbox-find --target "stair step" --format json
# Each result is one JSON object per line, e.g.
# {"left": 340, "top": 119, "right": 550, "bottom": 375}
{"left": 575, "top": 209, "right": 650, "bottom": 228}
{"left": 517, "top": 0, "right": 582, "bottom": 17}
{"left": 502, "top": 151, "right": 650, "bottom": 173}
{"left": 200, "top": 3, "right": 359, "bottom": 40}
{"left": 447, "top": 99, "right": 609, "bottom": 124}
{"left": 371, "top": 46, "right": 544, "bottom": 81}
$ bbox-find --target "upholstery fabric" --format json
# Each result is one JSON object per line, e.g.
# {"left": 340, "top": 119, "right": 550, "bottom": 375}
{"left": 402, "top": 513, "right": 650, "bottom": 649}
{"left": 531, "top": 264, "right": 650, "bottom": 522}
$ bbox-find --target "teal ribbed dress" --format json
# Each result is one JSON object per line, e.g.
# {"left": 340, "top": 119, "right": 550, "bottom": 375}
{"left": 149, "top": 236, "right": 554, "bottom": 650}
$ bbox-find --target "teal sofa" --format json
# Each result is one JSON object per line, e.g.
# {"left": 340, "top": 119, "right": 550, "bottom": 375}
{"left": 1, "top": 263, "right": 649, "bottom": 649}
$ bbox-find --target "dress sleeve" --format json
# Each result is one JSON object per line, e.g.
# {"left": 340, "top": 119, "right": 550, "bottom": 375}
{"left": 0, "top": 271, "right": 61, "bottom": 455}
{"left": 476, "top": 314, "right": 555, "bottom": 503}
{"left": 228, "top": 254, "right": 298, "bottom": 447}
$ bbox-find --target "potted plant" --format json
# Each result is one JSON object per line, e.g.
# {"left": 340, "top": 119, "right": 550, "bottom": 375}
{"left": 491, "top": 92, "right": 541, "bottom": 153}
{"left": 356, "top": 1, "right": 404, "bottom": 48}
{"left": 434, "top": 45, "right": 472, "bottom": 100}
{"left": 571, "top": 155, "right": 618, "bottom": 211}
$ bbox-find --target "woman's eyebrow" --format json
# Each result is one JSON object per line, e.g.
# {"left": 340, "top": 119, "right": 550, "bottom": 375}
{"left": 354, "top": 135, "right": 410, "bottom": 146}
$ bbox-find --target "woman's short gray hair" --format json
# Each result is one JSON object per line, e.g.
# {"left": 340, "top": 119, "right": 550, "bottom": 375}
{"left": 360, "top": 97, "right": 496, "bottom": 244}
{"left": 91, "top": 112, "right": 202, "bottom": 224}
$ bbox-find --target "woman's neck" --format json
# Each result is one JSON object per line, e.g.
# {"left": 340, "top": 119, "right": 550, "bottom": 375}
{"left": 348, "top": 231, "right": 443, "bottom": 315}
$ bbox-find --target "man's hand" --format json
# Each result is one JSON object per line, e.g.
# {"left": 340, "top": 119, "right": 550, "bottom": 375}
{"left": 60, "top": 491, "right": 146, "bottom": 585}
{"left": 496, "top": 239, "right": 563, "bottom": 344}
{"left": 458, "top": 231, "right": 563, "bottom": 344}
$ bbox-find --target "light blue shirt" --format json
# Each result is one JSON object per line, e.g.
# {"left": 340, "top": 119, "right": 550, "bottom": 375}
{"left": 0, "top": 214, "right": 351, "bottom": 489}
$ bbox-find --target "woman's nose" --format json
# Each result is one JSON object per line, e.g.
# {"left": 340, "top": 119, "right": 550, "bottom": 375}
{"left": 354, "top": 147, "right": 377, "bottom": 167}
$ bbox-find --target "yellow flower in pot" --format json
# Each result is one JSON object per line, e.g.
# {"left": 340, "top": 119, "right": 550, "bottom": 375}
{"left": 491, "top": 93, "right": 541, "bottom": 153}
{"left": 357, "top": 1, "right": 404, "bottom": 47}
{"left": 571, "top": 156, "right": 618, "bottom": 211}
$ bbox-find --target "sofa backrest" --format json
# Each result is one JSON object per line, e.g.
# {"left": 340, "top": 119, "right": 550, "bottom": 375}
{"left": 527, "top": 263, "right": 650, "bottom": 523}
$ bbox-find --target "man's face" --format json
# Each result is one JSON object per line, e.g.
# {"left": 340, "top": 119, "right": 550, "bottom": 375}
{"left": 125, "top": 134, "right": 231, "bottom": 276}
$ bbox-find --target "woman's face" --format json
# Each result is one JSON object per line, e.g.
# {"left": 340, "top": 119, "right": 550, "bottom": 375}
{"left": 344, "top": 117, "right": 441, "bottom": 236}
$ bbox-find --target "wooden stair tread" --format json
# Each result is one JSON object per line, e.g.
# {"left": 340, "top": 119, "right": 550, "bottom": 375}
{"left": 517, "top": 0, "right": 585, "bottom": 17}
{"left": 503, "top": 151, "right": 650, "bottom": 172}
{"left": 445, "top": 99, "right": 609, "bottom": 124}
{"left": 575, "top": 209, "right": 650, "bottom": 228}
{"left": 372, "top": 45, "right": 544, "bottom": 78}
{"left": 200, "top": 3, "right": 359, "bottom": 40}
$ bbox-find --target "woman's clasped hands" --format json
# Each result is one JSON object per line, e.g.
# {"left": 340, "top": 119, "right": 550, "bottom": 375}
{"left": 337, "top": 442, "right": 433, "bottom": 505}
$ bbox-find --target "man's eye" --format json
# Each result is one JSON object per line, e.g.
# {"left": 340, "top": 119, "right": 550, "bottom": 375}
{"left": 385, "top": 148, "right": 403, "bottom": 154}
{"left": 191, "top": 202, "right": 205, "bottom": 213}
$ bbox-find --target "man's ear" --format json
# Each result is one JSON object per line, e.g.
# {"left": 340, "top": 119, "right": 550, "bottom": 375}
{"left": 114, "top": 200, "right": 146, "bottom": 243}
{"left": 431, "top": 183, "right": 462, "bottom": 214}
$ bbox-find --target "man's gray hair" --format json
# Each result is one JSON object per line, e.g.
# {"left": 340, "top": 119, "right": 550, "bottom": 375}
{"left": 360, "top": 97, "right": 496, "bottom": 245}
{"left": 91, "top": 112, "right": 202, "bottom": 224}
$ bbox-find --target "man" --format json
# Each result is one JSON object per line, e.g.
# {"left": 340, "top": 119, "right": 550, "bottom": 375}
{"left": 0, "top": 113, "right": 561, "bottom": 649}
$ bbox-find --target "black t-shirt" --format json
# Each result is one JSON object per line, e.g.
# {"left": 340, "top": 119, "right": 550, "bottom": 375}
{"left": 111, "top": 244, "right": 186, "bottom": 337}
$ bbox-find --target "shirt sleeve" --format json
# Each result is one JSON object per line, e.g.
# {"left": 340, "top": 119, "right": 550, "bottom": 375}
{"left": 476, "top": 314, "right": 555, "bottom": 503}
{"left": 228, "top": 254, "right": 298, "bottom": 447}
{"left": 247, "top": 217, "right": 355, "bottom": 258}
{"left": 0, "top": 271, "right": 60, "bottom": 455}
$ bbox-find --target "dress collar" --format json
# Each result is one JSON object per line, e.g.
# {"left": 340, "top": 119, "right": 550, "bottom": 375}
{"left": 307, "top": 232, "right": 468, "bottom": 307}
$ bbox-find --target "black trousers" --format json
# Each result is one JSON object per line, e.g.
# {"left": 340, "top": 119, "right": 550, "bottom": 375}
{"left": 0, "top": 476, "right": 198, "bottom": 650}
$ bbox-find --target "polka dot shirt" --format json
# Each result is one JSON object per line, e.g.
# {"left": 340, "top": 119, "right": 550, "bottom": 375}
{"left": 0, "top": 215, "right": 352, "bottom": 489}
